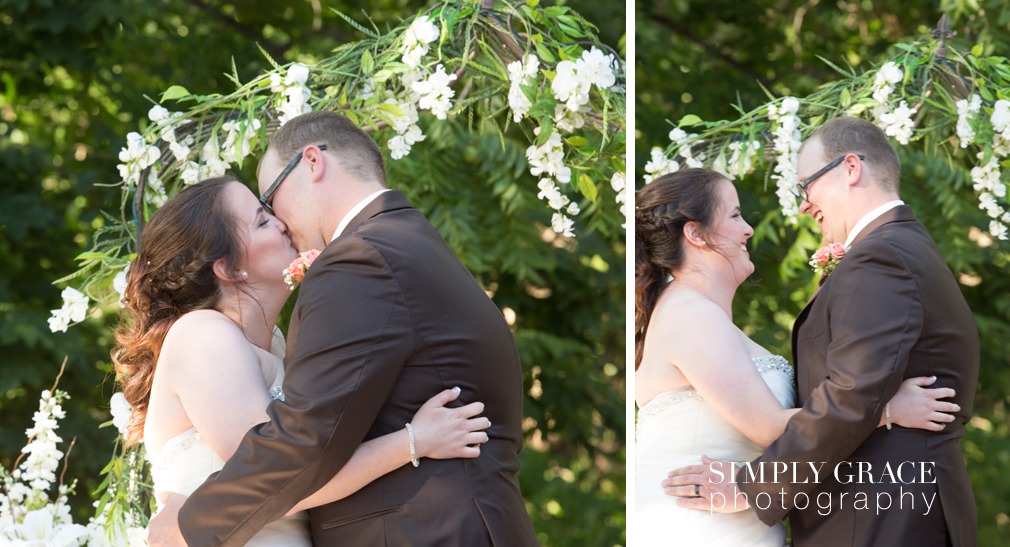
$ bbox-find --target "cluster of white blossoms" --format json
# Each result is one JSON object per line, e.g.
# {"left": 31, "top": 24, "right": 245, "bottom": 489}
{"left": 643, "top": 149, "right": 678, "bottom": 184}
{"left": 385, "top": 100, "right": 425, "bottom": 160}
{"left": 956, "top": 94, "right": 982, "bottom": 148}
{"left": 551, "top": 47, "right": 617, "bottom": 113}
{"left": 712, "top": 140, "right": 762, "bottom": 180}
{"left": 528, "top": 128, "right": 578, "bottom": 236}
{"left": 179, "top": 139, "right": 229, "bottom": 186}
{"left": 116, "top": 132, "right": 160, "bottom": 189}
{"left": 611, "top": 169, "right": 627, "bottom": 228}
{"left": 879, "top": 100, "right": 917, "bottom": 145}
{"left": 269, "top": 63, "right": 313, "bottom": 125}
{"left": 768, "top": 97, "right": 803, "bottom": 221}
{"left": 83, "top": 502, "right": 148, "bottom": 547}
{"left": 507, "top": 54, "right": 540, "bottom": 122}
{"left": 971, "top": 152, "right": 1010, "bottom": 240}
{"left": 109, "top": 393, "right": 134, "bottom": 438}
{"left": 412, "top": 64, "right": 457, "bottom": 120}
{"left": 47, "top": 287, "right": 89, "bottom": 333}
{"left": 221, "top": 118, "right": 263, "bottom": 165}
{"left": 869, "top": 62, "right": 917, "bottom": 145}
{"left": 871, "top": 62, "right": 904, "bottom": 104}
{"left": 400, "top": 15, "right": 440, "bottom": 69}
{"left": 0, "top": 389, "right": 89, "bottom": 547}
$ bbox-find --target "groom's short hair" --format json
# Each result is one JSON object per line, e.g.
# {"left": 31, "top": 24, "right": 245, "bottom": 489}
{"left": 804, "top": 116, "right": 901, "bottom": 192}
{"left": 269, "top": 111, "right": 387, "bottom": 186}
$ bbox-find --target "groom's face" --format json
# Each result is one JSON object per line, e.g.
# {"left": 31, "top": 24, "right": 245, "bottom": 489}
{"left": 797, "top": 138, "right": 847, "bottom": 244}
{"left": 258, "top": 149, "right": 311, "bottom": 251}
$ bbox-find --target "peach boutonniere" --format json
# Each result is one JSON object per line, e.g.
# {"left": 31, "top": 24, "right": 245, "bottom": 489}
{"left": 809, "top": 242, "right": 849, "bottom": 278}
{"left": 283, "top": 249, "right": 320, "bottom": 290}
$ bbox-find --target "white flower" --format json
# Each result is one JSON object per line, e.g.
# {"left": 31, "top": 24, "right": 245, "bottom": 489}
{"left": 113, "top": 264, "right": 130, "bottom": 308}
{"left": 388, "top": 135, "right": 411, "bottom": 160}
{"left": 990, "top": 220, "right": 1008, "bottom": 240}
{"left": 507, "top": 54, "right": 540, "bottom": 122}
{"left": 878, "top": 61, "right": 904, "bottom": 85}
{"left": 7, "top": 508, "right": 87, "bottom": 547}
{"left": 879, "top": 100, "right": 917, "bottom": 145}
{"left": 412, "top": 64, "right": 456, "bottom": 120}
{"left": 148, "top": 105, "right": 171, "bottom": 123}
{"left": 726, "top": 140, "right": 761, "bottom": 178}
{"left": 551, "top": 60, "right": 590, "bottom": 112}
{"left": 553, "top": 104, "right": 585, "bottom": 133}
{"left": 401, "top": 15, "right": 440, "bottom": 68}
{"left": 285, "top": 63, "right": 310, "bottom": 87}
{"left": 668, "top": 128, "right": 693, "bottom": 145}
{"left": 48, "top": 288, "right": 89, "bottom": 333}
{"left": 992, "top": 100, "right": 1010, "bottom": 141}
{"left": 768, "top": 98, "right": 803, "bottom": 221}
{"left": 525, "top": 130, "right": 570, "bottom": 183}
{"left": 551, "top": 213, "right": 575, "bottom": 237}
{"left": 955, "top": 94, "right": 982, "bottom": 148}
{"left": 610, "top": 171, "right": 626, "bottom": 194}
{"left": 578, "top": 46, "right": 617, "bottom": 90}
{"left": 643, "top": 149, "right": 678, "bottom": 184}
{"left": 110, "top": 393, "right": 133, "bottom": 437}
{"left": 566, "top": 202, "right": 580, "bottom": 216}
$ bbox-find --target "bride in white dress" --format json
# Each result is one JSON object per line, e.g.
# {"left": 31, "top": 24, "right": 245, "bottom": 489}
{"left": 634, "top": 169, "right": 955, "bottom": 546}
{"left": 112, "top": 177, "right": 491, "bottom": 545}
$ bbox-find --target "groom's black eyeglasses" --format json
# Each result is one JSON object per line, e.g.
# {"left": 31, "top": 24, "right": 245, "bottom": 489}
{"left": 259, "top": 144, "right": 328, "bottom": 215}
{"left": 796, "top": 154, "right": 864, "bottom": 202}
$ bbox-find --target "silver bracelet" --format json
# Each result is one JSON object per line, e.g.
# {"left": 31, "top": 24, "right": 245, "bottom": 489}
{"left": 405, "top": 423, "right": 419, "bottom": 467}
{"left": 885, "top": 403, "right": 892, "bottom": 430}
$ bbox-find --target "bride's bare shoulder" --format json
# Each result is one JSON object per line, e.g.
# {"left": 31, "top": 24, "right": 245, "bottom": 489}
{"left": 650, "top": 287, "right": 733, "bottom": 333}
{"left": 161, "top": 310, "right": 251, "bottom": 364}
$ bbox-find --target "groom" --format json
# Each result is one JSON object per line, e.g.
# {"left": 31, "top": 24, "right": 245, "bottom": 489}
{"left": 148, "top": 111, "right": 538, "bottom": 546}
{"left": 663, "top": 117, "right": 979, "bottom": 546}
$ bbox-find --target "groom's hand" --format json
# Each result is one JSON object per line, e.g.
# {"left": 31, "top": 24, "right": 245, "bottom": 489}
{"left": 147, "top": 492, "right": 189, "bottom": 547}
{"left": 661, "top": 455, "right": 750, "bottom": 513}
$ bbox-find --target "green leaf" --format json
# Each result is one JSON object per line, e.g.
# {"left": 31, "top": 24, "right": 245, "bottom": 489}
{"left": 980, "top": 87, "right": 995, "bottom": 102}
{"left": 537, "top": 116, "right": 553, "bottom": 145}
{"left": 525, "top": 0, "right": 539, "bottom": 6}
{"left": 373, "top": 69, "right": 394, "bottom": 83}
{"left": 678, "top": 114, "right": 703, "bottom": 128}
{"left": 565, "top": 136, "right": 588, "bottom": 147}
{"left": 578, "top": 173, "right": 598, "bottom": 203}
{"left": 361, "top": 50, "right": 375, "bottom": 75}
{"left": 540, "top": 69, "right": 556, "bottom": 82}
{"left": 535, "top": 42, "right": 556, "bottom": 63}
{"left": 894, "top": 43, "right": 915, "bottom": 52}
{"left": 983, "top": 143, "right": 994, "bottom": 166}
{"left": 75, "top": 251, "right": 108, "bottom": 261}
{"left": 972, "top": 44, "right": 984, "bottom": 57}
{"left": 159, "top": 85, "right": 190, "bottom": 103}
{"left": 840, "top": 88, "right": 851, "bottom": 108}
{"left": 544, "top": 6, "right": 570, "bottom": 17}
{"left": 377, "top": 103, "right": 405, "bottom": 117}
{"left": 611, "top": 156, "right": 626, "bottom": 173}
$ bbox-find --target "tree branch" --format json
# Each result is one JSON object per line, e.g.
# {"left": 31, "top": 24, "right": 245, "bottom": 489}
{"left": 182, "top": 0, "right": 291, "bottom": 60}
{"left": 648, "top": 13, "right": 775, "bottom": 89}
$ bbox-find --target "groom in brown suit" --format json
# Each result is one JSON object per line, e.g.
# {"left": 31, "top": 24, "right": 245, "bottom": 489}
{"left": 148, "top": 111, "right": 538, "bottom": 546}
{"left": 664, "top": 117, "right": 978, "bottom": 546}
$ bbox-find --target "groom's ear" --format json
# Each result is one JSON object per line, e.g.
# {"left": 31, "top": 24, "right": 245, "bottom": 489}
{"left": 302, "top": 145, "right": 327, "bottom": 184}
{"left": 843, "top": 153, "right": 863, "bottom": 187}
{"left": 212, "top": 258, "right": 242, "bottom": 283}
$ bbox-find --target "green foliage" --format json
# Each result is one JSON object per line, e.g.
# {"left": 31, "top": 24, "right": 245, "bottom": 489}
{"left": 638, "top": 1, "right": 1010, "bottom": 543}
{"left": 0, "top": 0, "right": 625, "bottom": 545}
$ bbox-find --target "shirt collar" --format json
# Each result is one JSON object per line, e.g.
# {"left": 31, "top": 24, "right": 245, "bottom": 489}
{"left": 843, "top": 200, "right": 904, "bottom": 248}
{"left": 331, "top": 189, "right": 390, "bottom": 243}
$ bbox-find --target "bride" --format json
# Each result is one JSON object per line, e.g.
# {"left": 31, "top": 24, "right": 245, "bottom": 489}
{"left": 634, "top": 169, "right": 956, "bottom": 545}
{"left": 113, "top": 176, "right": 491, "bottom": 545}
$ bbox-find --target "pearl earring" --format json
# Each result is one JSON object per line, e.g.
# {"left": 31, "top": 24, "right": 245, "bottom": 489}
{"left": 242, "top": 271, "right": 248, "bottom": 278}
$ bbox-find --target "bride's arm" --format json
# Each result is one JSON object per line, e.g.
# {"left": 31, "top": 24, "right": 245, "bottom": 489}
{"left": 285, "top": 387, "right": 489, "bottom": 514}
{"left": 165, "top": 314, "right": 490, "bottom": 516}
{"left": 655, "top": 298, "right": 796, "bottom": 449}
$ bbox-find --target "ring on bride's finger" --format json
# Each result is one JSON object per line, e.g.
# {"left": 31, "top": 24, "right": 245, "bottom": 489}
{"left": 694, "top": 484, "right": 701, "bottom": 497}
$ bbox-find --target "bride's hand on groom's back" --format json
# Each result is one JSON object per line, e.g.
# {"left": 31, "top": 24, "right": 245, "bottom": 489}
{"left": 411, "top": 387, "right": 491, "bottom": 460}
{"left": 885, "top": 376, "right": 959, "bottom": 431}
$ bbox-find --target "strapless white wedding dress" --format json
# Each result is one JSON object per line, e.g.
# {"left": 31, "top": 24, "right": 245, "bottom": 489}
{"left": 636, "top": 355, "right": 796, "bottom": 546}
{"left": 145, "top": 327, "right": 311, "bottom": 546}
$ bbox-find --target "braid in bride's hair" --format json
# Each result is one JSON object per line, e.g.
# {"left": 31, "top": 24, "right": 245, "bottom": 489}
{"left": 635, "top": 169, "right": 724, "bottom": 370}
{"left": 113, "top": 176, "right": 246, "bottom": 445}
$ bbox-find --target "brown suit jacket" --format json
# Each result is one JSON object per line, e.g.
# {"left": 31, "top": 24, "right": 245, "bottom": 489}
{"left": 738, "top": 206, "right": 978, "bottom": 547}
{"left": 178, "top": 191, "right": 538, "bottom": 547}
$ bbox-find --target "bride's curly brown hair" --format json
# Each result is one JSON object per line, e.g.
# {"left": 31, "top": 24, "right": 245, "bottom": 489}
{"left": 634, "top": 169, "right": 723, "bottom": 371}
{"left": 113, "top": 176, "right": 246, "bottom": 445}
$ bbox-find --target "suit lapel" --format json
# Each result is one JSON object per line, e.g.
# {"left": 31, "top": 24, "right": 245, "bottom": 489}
{"left": 335, "top": 189, "right": 414, "bottom": 240}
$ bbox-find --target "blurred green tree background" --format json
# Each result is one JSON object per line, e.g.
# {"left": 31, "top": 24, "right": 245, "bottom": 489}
{"left": 637, "top": 0, "right": 1009, "bottom": 543}
{"left": 0, "top": 1, "right": 626, "bottom": 545}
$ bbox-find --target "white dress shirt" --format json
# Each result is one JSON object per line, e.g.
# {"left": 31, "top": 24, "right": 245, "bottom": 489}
{"left": 330, "top": 189, "right": 390, "bottom": 243}
{"left": 843, "top": 200, "right": 904, "bottom": 248}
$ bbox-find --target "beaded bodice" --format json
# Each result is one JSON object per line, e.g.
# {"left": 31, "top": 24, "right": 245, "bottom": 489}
{"left": 637, "top": 354, "right": 795, "bottom": 421}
